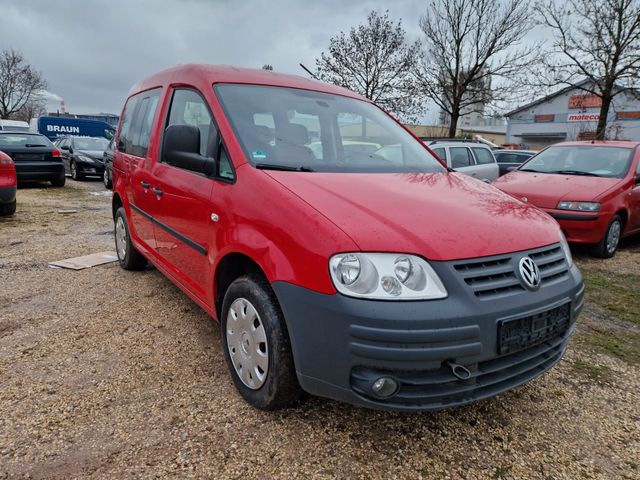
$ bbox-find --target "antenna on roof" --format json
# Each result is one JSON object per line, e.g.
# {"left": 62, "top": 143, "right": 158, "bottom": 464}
{"left": 299, "top": 63, "right": 318, "bottom": 80}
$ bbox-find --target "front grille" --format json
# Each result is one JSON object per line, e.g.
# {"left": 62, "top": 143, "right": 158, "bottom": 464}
{"left": 453, "top": 244, "right": 569, "bottom": 300}
{"left": 350, "top": 328, "right": 571, "bottom": 409}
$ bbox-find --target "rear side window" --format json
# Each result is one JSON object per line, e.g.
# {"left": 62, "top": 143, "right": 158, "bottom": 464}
{"left": 450, "top": 147, "right": 473, "bottom": 168}
{"left": 471, "top": 147, "right": 494, "bottom": 165}
{"left": 128, "top": 89, "right": 161, "bottom": 158}
{"left": 432, "top": 147, "right": 447, "bottom": 162}
{"left": 167, "top": 89, "right": 214, "bottom": 156}
{"left": 118, "top": 96, "right": 140, "bottom": 154}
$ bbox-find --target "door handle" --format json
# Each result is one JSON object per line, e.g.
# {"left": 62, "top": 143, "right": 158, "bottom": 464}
{"left": 152, "top": 187, "right": 163, "bottom": 197}
{"left": 140, "top": 181, "right": 150, "bottom": 189}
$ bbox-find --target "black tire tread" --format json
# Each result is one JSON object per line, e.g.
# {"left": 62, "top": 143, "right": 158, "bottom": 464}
{"left": 115, "top": 207, "right": 147, "bottom": 270}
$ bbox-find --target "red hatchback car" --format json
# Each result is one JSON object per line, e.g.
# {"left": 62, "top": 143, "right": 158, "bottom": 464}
{"left": 0, "top": 150, "right": 17, "bottom": 216}
{"left": 493, "top": 142, "right": 640, "bottom": 258}
{"left": 111, "top": 65, "right": 584, "bottom": 411}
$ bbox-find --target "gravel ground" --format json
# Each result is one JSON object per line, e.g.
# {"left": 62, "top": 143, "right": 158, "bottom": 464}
{"left": 1, "top": 179, "right": 639, "bottom": 480}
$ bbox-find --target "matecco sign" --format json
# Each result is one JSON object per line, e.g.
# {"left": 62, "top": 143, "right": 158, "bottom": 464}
{"left": 567, "top": 113, "right": 600, "bottom": 122}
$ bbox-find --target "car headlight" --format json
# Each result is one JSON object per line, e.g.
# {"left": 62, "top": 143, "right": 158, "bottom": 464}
{"left": 556, "top": 201, "right": 600, "bottom": 212}
{"left": 77, "top": 154, "right": 95, "bottom": 164}
{"left": 329, "top": 253, "right": 447, "bottom": 300}
{"left": 558, "top": 230, "right": 573, "bottom": 268}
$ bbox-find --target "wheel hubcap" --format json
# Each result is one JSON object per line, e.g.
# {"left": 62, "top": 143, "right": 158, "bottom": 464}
{"left": 606, "top": 220, "right": 621, "bottom": 253}
{"left": 71, "top": 163, "right": 77, "bottom": 178}
{"left": 104, "top": 170, "right": 108, "bottom": 185}
{"left": 115, "top": 217, "right": 127, "bottom": 260}
{"left": 226, "top": 298, "right": 268, "bottom": 390}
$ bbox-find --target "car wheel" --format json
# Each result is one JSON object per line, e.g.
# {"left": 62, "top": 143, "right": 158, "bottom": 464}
{"left": 70, "top": 161, "right": 83, "bottom": 181}
{"left": 103, "top": 168, "right": 112, "bottom": 189}
{"left": 51, "top": 173, "right": 65, "bottom": 187}
{"left": 592, "top": 214, "right": 623, "bottom": 258}
{"left": 221, "top": 274, "right": 302, "bottom": 410}
{"left": 114, "top": 207, "right": 147, "bottom": 270}
{"left": 0, "top": 200, "right": 16, "bottom": 216}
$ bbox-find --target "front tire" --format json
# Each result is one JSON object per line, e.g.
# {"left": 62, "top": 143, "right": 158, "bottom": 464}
{"left": 103, "top": 167, "right": 112, "bottom": 189}
{"left": 221, "top": 274, "right": 302, "bottom": 410}
{"left": 71, "top": 161, "right": 83, "bottom": 181}
{"left": 114, "top": 207, "right": 147, "bottom": 270}
{"left": 0, "top": 200, "right": 16, "bottom": 216}
{"left": 592, "top": 214, "right": 623, "bottom": 258}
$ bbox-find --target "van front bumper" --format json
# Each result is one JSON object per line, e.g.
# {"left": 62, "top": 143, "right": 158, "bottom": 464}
{"left": 272, "top": 246, "right": 584, "bottom": 411}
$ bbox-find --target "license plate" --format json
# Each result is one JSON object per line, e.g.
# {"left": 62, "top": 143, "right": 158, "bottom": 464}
{"left": 498, "top": 303, "right": 571, "bottom": 355}
{"left": 13, "top": 153, "right": 44, "bottom": 161}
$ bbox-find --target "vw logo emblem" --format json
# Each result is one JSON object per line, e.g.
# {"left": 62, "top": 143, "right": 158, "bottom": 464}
{"left": 518, "top": 257, "right": 541, "bottom": 291}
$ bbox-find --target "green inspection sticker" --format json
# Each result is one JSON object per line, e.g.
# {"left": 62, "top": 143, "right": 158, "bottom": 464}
{"left": 251, "top": 149, "right": 267, "bottom": 160}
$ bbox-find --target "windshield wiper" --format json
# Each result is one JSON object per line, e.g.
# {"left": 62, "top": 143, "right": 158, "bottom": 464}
{"left": 519, "top": 168, "right": 544, "bottom": 173}
{"left": 549, "top": 170, "right": 602, "bottom": 177}
{"left": 25, "top": 143, "right": 47, "bottom": 147}
{"left": 255, "top": 163, "right": 314, "bottom": 172}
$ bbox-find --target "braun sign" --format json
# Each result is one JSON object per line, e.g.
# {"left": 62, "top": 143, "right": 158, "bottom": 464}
{"left": 567, "top": 113, "right": 600, "bottom": 122}
{"left": 46, "top": 125, "right": 81, "bottom": 134}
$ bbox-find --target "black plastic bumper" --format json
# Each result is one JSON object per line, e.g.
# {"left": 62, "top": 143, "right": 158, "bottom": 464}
{"left": 15, "top": 162, "right": 64, "bottom": 181}
{"left": 0, "top": 185, "right": 16, "bottom": 204}
{"left": 272, "top": 263, "right": 584, "bottom": 411}
{"left": 77, "top": 161, "right": 104, "bottom": 175}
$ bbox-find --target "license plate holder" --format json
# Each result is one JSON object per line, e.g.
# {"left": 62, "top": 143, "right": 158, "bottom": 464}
{"left": 498, "top": 303, "right": 571, "bottom": 355}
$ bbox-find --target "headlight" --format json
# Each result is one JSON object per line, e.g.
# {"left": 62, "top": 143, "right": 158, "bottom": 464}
{"left": 559, "top": 230, "right": 573, "bottom": 268}
{"left": 77, "top": 154, "right": 95, "bottom": 164}
{"left": 557, "top": 201, "right": 600, "bottom": 212}
{"left": 329, "top": 253, "right": 447, "bottom": 300}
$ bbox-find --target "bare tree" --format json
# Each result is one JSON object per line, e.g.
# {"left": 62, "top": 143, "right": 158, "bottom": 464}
{"left": 261, "top": 64, "right": 274, "bottom": 71}
{"left": 418, "top": 0, "right": 540, "bottom": 137}
{"left": 315, "top": 10, "right": 425, "bottom": 122}
{"left": 0, "top": 49, "right": 47, "bottom": 119}
{"left": 539, "top": 0, "right": 640, "bottom": 139}
{"left": 12, "top": 95, "right": 47, "bottom": 123}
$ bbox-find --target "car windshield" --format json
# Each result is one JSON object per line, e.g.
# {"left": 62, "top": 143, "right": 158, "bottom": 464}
{"left": 0, "top": 133, "right": 53, "bottom": 148}
{"left": 214, "top": 84, "right": 446, "bottom": 173}
{"left": 73, "top": 137, "right": 109, "bottom": 150}
{"left": 519, "top": 145, "right": 633, "bottom": 178}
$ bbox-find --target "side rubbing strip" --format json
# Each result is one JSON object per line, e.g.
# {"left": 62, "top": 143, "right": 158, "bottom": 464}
{"left": 130, "top": 203, "right": 207, "bottom": 256}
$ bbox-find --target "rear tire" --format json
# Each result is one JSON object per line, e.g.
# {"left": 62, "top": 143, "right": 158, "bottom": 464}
{"left": 51, "top": 173, "right": 65, "bottom": 187}
{"left": 221, "top": 274, "right": 302, "bottom": 410}
{"left": 592, "top": 214, "right": 623, "bottom": 258}
{"left": 114, "top": 207, "right": 147, "bottom": 270}
{"left": 71, "top": 161, "right": 83, "bottom": 181}
{"left": 0, "top": 200, "right": 16, "bottom": 216}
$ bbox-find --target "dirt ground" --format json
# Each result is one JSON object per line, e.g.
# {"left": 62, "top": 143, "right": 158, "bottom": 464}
{"left": 1, "top": 179, "right": 639, "bottom": 480}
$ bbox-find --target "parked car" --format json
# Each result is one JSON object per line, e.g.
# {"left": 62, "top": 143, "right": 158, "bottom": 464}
{"left": 0, "top": 151, "right": 17, "bottom": 215}
{"left": 0, "top": 119, "right": 30, "bottom": 132}
{"left": 494, "top": 149, "right": 537, "bottom": 176}
{"left": 493, "top": 141, "right": 640, "bottom": 258}
{"left": 426, "top": 140, "right": 499, "bottom": 182}
{"left": 0, "top": 132, "right": 65, "bottom": 186}
{"left": 112, "top": 65, "right": 583, "bottom": 412}
{"left": 103, "top": 137, "right": 115, "bottom": 189}
{"left": 54, "top": 136, "right": 109, "bottom": 180}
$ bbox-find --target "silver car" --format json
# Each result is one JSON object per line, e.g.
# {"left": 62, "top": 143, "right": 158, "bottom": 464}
{"left": 426, "top": 141, "right": 499, "bottom": 182}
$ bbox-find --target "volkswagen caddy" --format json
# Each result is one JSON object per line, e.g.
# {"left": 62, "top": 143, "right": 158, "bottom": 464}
{"left": 111, "top": 65, "right": 584, "bottom": 411}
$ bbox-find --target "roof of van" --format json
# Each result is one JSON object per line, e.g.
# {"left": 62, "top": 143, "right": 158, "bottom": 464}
{"left": 0, "top": 119, "right": 30, "bottom": 126}
{"left": 128, "top": 64, "right": 367, "bottom": 101}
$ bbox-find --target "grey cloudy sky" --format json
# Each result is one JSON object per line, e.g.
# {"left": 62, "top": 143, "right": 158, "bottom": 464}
{"left": 1, "top": 0, "right": 428, "bottom": 116}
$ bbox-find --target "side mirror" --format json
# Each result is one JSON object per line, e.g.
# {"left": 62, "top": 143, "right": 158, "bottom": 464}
{"left": 60, "top": 145, "right": 70, "bottom": 151}
{"left": 163, "top": 124, "right": 215, "bottom": 175}
{"left": 507, "top": 166, "right": 518, "bottom": 172}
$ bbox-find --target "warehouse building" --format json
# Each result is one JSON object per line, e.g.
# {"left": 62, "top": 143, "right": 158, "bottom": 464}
{"left": 505, "top": 80, "right": 640, "bottom": 149}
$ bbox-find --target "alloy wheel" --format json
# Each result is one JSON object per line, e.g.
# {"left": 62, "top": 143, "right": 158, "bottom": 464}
{"left": 606, "top": 219, "right": 621, "bottom": 254}
{"left": 115, "top": 216, "right": 127, "bottom": 260}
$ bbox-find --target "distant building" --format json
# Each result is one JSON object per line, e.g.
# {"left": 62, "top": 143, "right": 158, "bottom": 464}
{"left": 438, "top": 72, "right": 505, "bottom": 128}
{"left": 505, "top": 80, "right": 640, "bottom": 149}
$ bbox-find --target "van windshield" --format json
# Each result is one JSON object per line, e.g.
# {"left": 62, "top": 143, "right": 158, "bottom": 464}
{"left": 214, "top": 84, "right": 446, "bottom": 173}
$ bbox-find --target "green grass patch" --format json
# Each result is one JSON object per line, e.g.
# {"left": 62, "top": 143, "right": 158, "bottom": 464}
{"left": 582, "top": 270, "right": 640, "bottom": 326}
{"left": 571, "top": 359, "right": 614, "bottom": 384}
{"left": 584, "top": 325, "right": 640, "bottom": 364}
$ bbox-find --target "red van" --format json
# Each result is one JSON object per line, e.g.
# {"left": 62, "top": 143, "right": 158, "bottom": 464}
{"left": 112, "top": 65, "right": 584, "bottom": 411}
{"left": 0, "top": 150, "right": 17, "bottom": 215}
{"left": 493, "top": 141, "right": 640, "bottom": 258}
